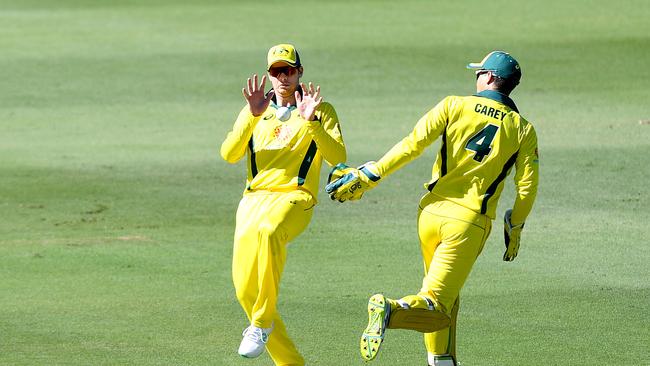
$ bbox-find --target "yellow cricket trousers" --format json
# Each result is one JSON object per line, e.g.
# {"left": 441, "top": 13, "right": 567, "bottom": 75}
{"left": 232, "top": 190, "right": 314, "bottom": 366}
{"left": 416, "top": 193, "right": 492, "bottom": 358}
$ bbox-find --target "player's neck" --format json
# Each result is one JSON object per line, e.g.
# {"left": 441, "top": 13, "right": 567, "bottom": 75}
{"left": 476, "top": 85, "right": 505, "bottom": 95}
{"left": 275, "top": 95, "right": 296, "bottom": 107}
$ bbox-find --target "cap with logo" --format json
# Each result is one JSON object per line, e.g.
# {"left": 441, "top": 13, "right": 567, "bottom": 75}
{"left": 467, "top": 51, "right": 521, "bottom": 83}
{"left": 267, "top": 44, "right": 301, "bottom": 70}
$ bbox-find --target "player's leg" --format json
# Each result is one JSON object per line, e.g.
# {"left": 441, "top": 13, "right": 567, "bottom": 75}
{"left": 232, "top": 191, "right": 313, "bottom": 362}
{"left": 232, "top": 194, "right": 273, "bottom": 358}
{"left": 384, "top": 294, "right": 451, "bottom": 332}
{"left": 250, "top": 191, "right": 313, "bottom": 327}
{"left": 358, "top": 209, "right": 447, "bottom": 362}
{"left": 266, "top": 313, "right": 305, "bottom": 366}
{"left": 232, "top": 194, "right": 263, "bottom": 323}
{"left": 252, "top": 191, "right": 313, "bottom": 365}
{"left": 424, "top": 297, "right": 459, "bottom": 366}
{"left": 417, "top": 207, "right": 459, "bottom": 365}
{"left": 417, "top": 207, "right": 490, "bottom": 316}
{"left": 381, "top": 210, "right": 449, "bottom": 334}
{"left": 417, "top": 200, "right": 491, "bottom": 365}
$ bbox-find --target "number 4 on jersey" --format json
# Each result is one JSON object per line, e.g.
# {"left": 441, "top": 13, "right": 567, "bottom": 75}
{"left": 465, "top": 124, "right": 499, "bottom": 162}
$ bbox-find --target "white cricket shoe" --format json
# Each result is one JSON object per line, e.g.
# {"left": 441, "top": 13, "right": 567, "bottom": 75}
{"left": 238, "top": 325, "right": 272, "bottom": 358}
{"left": 428, "top": 353, "right": 457, "bottom": 366}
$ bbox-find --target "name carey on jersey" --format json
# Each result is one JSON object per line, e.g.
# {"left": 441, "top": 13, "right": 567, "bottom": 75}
{"left": 474, "top": 104, "right": 507, "bottom": 121}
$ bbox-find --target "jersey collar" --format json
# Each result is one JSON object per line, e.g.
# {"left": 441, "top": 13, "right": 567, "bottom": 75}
{"left": 475, "top": 90, "right": 519, "bottom": 113}
{"left": 269, "top": 86, "right": 302, "bottom": 110}
{"left": 270, "top": 102, "right": 297, "bottom": 111}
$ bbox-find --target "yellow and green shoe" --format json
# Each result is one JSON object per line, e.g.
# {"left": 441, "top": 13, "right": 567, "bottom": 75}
{"left": 360, "top": 293, "right": 391, "bottom": 361}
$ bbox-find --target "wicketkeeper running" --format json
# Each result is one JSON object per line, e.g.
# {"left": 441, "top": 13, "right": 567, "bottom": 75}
{"left": 326, "top": 51, "right": 539, "bottom": 366}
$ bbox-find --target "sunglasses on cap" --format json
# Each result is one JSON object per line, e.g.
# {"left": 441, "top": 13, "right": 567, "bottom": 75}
{"left": 269, "top": 65, "right": 298, "bottom": 77}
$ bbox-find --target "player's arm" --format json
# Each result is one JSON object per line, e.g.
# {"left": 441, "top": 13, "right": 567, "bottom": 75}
{"left": 326, "top": 97, "right": 451, "bottom": 201}
{"left": 296, "top": 83, "right": 346, "bottom": 166}
{"left": 373, "top": 97, "right": 451, "bottom": 178}
{"left": 503, "top": 123, "right": 539, "bottom": 261}
{"left": 309, "top": 103, "right": 346, "bottom": 165}
{"left": 221, "top": 74, "right": 274, "bottom": 163}
{"left": 220, "top": 106, "right": 261, "bottom": 163}
{"left": 511, "top": 124, "right": 539, "bottom": 224}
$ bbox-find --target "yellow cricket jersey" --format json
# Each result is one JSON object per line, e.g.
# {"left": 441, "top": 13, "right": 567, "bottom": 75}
{"left": 375, "top": 90, "right": 538, "bottom": 223}
{"left": 221, "top": 102, "right": 346, "bottom": 199}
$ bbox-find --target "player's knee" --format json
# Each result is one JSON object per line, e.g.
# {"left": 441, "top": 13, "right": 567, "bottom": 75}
{"left": 257, "top": 222, "right": 287, "bottom": 243}
{"left": 418, "top": 291, "right": 451, "bottom": 315}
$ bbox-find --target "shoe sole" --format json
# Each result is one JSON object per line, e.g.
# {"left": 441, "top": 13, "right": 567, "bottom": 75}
{"left": 238, "top": 351, "right": 262, "bottom": 359}
{"left": 360, "top": 293, "right": 389, "bottom": 361}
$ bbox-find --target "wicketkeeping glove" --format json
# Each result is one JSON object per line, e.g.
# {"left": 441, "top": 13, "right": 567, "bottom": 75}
{"left": 325, "top": 161, "right": 381, "bottom": 202}
{"left": 327, "top": 163, "right": 355, "bottom": 188}
{"left": 503, "top": 209, "right": 524, "bottom": 262}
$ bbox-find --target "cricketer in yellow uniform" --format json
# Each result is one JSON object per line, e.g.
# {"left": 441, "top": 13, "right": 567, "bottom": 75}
{"left": 326, "top": 51, "right": 538, "bottom": 366}
{"left": 221, "top": 44, "right": 345, "bottom": 366}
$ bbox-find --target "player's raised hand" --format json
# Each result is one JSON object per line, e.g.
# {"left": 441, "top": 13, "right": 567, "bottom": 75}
{"left": 242, "top": 74, "right": 274, "bottom": 117}
{"left": 296, "top": 82, "right": 322, "bottom": 122}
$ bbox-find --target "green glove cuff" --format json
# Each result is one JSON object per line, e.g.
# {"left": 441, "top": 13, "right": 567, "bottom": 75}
{"left": 504, "top": 209, "right": 524, "bottom": 232}
{"left": 503, "top": 209, "right": 523, "bottom": 262}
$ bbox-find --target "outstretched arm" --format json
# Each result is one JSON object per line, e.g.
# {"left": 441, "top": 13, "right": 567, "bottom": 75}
{"left": 374, "top": 97, "right": 452, "bottom": 178}
{"left": 326, "top": 97, "right": 454, "bottom": 202}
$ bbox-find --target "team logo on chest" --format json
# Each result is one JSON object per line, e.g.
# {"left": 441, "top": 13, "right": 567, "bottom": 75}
{"left": 265, "top": 123, "right": 297, "bottom": 150}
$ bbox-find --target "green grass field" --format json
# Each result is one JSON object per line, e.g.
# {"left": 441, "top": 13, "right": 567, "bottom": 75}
{"left": 1, "top": 1, "right": 649, "bottom": 365}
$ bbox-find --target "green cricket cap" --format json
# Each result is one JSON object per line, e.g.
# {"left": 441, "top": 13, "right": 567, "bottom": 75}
{"left": 467, "top": 51, "right": 521, "bottom": 82}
